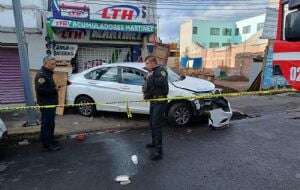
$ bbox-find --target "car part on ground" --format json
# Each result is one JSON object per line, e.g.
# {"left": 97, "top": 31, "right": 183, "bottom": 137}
{"left": 206, "top": 98, "right": 232, "bottom": 129}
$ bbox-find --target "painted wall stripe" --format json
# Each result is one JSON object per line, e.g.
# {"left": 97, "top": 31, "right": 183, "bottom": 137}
{"left": 273, "top": 52, "right": 300, "bottom": 61}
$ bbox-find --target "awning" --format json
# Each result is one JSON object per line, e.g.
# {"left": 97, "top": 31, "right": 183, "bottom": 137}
{"left": 48, "top": 18, "right": 156, "bottom": 33}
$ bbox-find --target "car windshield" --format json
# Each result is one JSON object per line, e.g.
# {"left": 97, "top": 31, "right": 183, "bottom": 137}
{"left": 167, "top": 67, "right": 181, "bottom": 82}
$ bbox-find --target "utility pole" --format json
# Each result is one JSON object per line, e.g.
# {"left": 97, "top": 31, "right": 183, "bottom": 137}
{"left": 12, "top": 0, "right": 37, "bottom": 126}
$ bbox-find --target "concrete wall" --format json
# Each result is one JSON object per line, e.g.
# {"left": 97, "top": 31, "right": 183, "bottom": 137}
{"left": 183, "top": 35, "right": 268, "bottom": 77}
{"left": 180, "top": 21, "right": 193, "bottom": 58}
{"left": 236, "top": 14, "right": 266, "bottom": 42}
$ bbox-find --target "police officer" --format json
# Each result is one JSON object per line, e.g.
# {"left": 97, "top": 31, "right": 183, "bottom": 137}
{"left": 35, "top": 56, "right": 61, "bottom": 151}
{"left": 143, "top": 56, "right": 169, "bottom": 161}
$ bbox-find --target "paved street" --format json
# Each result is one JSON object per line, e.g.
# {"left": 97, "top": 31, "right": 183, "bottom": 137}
{"left": 0, "top": 94, "right": 300, "bottom": 190}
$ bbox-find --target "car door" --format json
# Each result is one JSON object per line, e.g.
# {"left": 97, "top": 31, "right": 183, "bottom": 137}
{"left": 119, "top": 67, "right": 149, "bottom": 114}
{"left": 84, "top": 66, "right": 125, "bottom": 112}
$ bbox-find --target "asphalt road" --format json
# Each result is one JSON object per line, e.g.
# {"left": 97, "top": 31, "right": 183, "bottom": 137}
{"left": 1, "top": 106, "right": 300, "bottom": 190}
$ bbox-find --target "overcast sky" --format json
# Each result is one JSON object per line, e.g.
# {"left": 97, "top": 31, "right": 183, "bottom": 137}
{"left": 157, "top": 0, "right": 269, "bottom": 43}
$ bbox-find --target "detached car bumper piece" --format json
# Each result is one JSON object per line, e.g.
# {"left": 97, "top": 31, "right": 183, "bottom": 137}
{"left": 197, "top": 97, "right": 232, "bottom": 128}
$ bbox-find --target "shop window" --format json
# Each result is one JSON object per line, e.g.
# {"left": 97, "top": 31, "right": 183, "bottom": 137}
{"left": 210, "top": 28, "right": 220, "bottom": 35}
{"left": 222, "top": 28, "right": 232, "bottom": 36}
{"left": 193, "top": 27, "right": 198, "bottom": 34}
{"left": 85, "top": 67, "right": 119, "bottom": 82}
{"left": 243, "top": 25, "right": 251, "bottom": 34}
{"left": 121, "top": 67, "right": 145, "bottom": 86}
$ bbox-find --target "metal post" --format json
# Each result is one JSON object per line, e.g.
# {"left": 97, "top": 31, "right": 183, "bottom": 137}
{"left": 12, "top": 0, "right": 37, "bottom": 126}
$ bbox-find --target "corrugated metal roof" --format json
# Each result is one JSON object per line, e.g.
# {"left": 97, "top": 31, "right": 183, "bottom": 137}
{"left": 262, "top": 8, "right": 278, "bottom": 40}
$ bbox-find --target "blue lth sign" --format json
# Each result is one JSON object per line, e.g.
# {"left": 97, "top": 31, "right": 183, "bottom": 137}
{"left": 52, "top": 0, "right": 156, "bottom": 24}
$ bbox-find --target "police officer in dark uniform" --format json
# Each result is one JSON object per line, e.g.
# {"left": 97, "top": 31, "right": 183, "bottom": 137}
{"left": 35, "top": 56, "right": 61, "bottom": 151}
{"left": 143, "top": 56, "right": 169, "bottom": 161}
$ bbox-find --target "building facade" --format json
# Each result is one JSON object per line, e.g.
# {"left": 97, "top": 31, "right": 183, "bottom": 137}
{"left": 47, "top": 0, "right": 157, "bottom": 73}
{"left": 0, "top": 0, "right": 46, "bottom": 104}
{"left": 236, "top": 14, "right": 266, "bottom": 42}
{"left": 181, "top": 20, "right": 241, "bottom": 50}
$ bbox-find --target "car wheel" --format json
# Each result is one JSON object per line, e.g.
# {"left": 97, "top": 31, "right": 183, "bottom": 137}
{"left": 76, "top": 96, "right": 96, "bottom": 117}
{"left": 168, "top": 103, "right": 192, "bottom": 127}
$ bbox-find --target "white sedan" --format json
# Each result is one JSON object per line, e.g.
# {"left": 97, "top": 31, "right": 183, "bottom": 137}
{"left": 67, "top": 62, "right": 232, "bottom": 128}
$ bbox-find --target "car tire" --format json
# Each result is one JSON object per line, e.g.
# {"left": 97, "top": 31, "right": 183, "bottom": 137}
{"left": 76, "top": 96, "right": 96, "bottom": 117}
{"left": 168, "top": 103, "right": 192, "bottom": 127}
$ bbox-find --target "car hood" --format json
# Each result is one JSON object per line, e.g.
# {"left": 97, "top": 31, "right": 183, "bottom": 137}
{"left": 171, "top": 76, "right": 215, "bottom": 92}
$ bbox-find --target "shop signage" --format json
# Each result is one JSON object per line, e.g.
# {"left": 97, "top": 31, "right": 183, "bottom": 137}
{"left": 53, "top": 44, "right": 78, "bottom": 60}
{"left": 59, "top": 2, "right": 89, "bottom": 19}
{"left": 90, "top": 31, "right": 142, "bottom": 41}
{"left": 52, "top": 0, "right": 155, "bottom": 24}
{"left": 58, "top": 30, "right": 87, "bottom": 39}
{"left": 50, "top": 19, "right": 155, "bottom": 33}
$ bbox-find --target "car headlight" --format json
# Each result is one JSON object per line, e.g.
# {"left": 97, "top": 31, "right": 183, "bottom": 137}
{"left": 213, "top": 88, "right": 223, "bottom": 94}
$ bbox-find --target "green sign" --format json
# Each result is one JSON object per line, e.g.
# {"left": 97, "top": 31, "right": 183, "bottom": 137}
{"left": 49, "top": 19, "right": 155, "bottom": 33}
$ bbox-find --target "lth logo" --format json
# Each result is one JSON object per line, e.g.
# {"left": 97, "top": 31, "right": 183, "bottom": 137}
{"left": 101, "top": 5, "right": 145, "bottom": 20}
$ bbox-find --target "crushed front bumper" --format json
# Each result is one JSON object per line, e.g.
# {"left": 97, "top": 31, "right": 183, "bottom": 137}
{"left": 194, "top": 97, "right": 233, "bottom": 128}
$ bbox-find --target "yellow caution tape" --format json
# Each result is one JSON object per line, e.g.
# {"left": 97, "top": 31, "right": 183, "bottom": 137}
{"left": 0, "top": 88, "right": 296, "bottom": 113}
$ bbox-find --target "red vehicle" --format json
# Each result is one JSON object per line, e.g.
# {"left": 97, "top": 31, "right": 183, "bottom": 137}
{"left": 273, "top": 0, "right": 300, "bottom": 90}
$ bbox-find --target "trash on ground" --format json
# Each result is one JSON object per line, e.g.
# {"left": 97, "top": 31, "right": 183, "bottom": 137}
{"left": 75, "top": 133, "right": 87, "bottom": 142}
{"left": 186, "top": 129, "right": 192, "bottom": 134}
{"left": 18, "top": 139, "right": 30, "bottom": 146}
{"left": 73, "top": 122, "right": 79, "bottom": 125}
{"left": 131, "top": 155, "right": 138, "bottom": 165}
{"left": 115, "top": 175, "right": 130, "bottom": 182}
{"left": 120, "top": 180, "right": 131, "bottom": 185}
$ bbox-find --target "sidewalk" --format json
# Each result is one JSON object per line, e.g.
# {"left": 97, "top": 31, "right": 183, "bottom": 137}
{"left": 2, "top": 110, "right": 149, "bottom": 141}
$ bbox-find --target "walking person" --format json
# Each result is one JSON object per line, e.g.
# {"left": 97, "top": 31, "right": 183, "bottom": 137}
{"left": 35, "top": 56, "right": 61, "bottom": 151}
{"left": 143, "top": 56, "right": 169, "bottom": 161}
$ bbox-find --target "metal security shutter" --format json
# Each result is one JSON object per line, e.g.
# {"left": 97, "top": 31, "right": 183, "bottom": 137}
{"left": 0, "top": 47, "right": 24, "bottom": 104}
{"left": 77, "top": 47, "right": 130, "bottom": 72}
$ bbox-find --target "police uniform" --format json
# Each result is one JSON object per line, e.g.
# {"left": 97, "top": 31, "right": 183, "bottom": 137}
{"left": 35, "top": 66, "right": 58, "bottom": 149}
{"left": 143, "top": 65, "right": 169, "bottom": 160}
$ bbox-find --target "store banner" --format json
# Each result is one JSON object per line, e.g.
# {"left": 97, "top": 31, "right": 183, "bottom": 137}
{"left": 49, "top": 19, "right": 155, "bottom": 33}
{"left": 52, "top": 0, "right": 156, "bottom": 24}
{"left": 90, "top": 31, "right": 142, "bottom": 41}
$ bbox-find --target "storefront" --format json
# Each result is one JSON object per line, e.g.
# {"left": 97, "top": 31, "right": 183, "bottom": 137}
{"left": 48, "top": 0, "right": 157, "bottom": 73}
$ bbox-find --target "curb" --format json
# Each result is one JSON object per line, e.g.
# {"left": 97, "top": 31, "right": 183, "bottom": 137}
{"left": 4, "top": 125, "right": 148, "bottom": 145}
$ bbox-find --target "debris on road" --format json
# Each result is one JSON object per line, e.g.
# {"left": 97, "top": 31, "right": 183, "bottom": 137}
{"left": 131, "top": 155, "right": 138, "bottom": 165}
{"left": 18, "top": 139, "right": 30, "bottom": 146}
{"left": 115, "top": 175, "right": 131, "bottom": 185}
{"left": 120, "top": 179, "right": 131, "bottom": 185}
{"left": 75, "top": 133, "right": 87, "bottom": 142}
